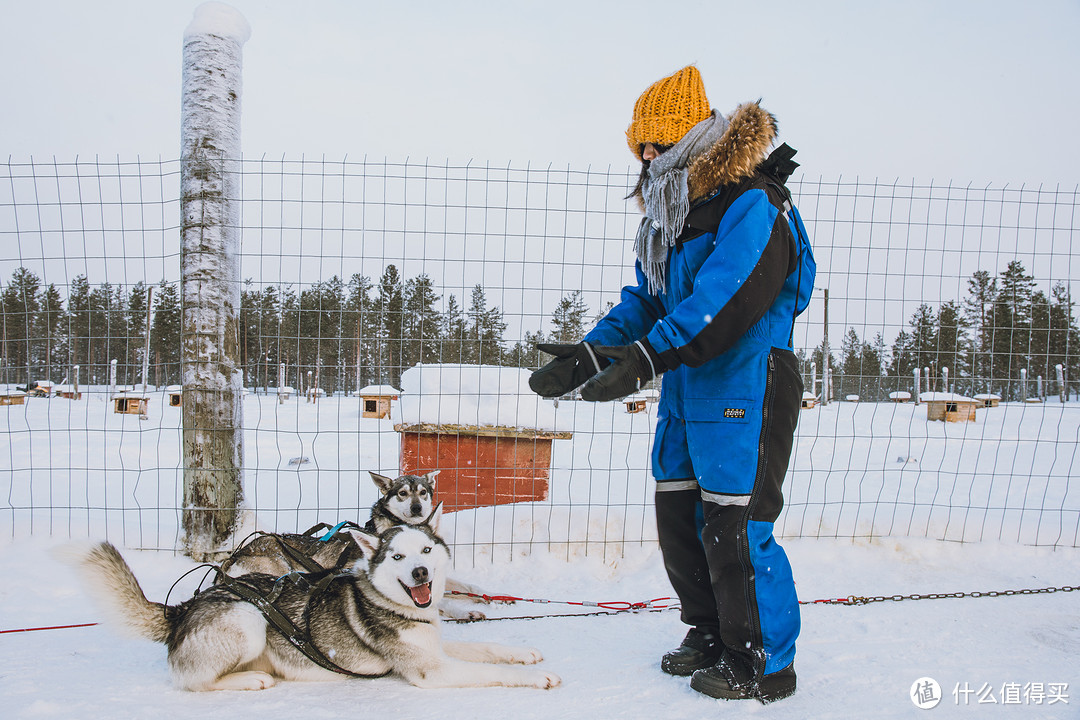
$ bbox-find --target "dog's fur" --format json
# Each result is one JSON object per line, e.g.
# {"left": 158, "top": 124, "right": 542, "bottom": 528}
{"left": 70, "top": 507, "right": 560, "bottom": 692}
{"left": 221, "top": 471, "right": 494, "bottom": 620}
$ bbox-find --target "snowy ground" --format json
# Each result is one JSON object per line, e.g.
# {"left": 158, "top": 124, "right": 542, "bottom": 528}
{"left": 1, "top": 535, "right": 1077, "bottom": 719}
{"left": 1, "top": 389, "right": 1078, "bottom": 717}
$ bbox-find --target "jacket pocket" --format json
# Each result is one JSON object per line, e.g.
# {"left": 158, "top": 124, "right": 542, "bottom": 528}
{"left": 682, "top": 396, "right": 754, "bottom": 424}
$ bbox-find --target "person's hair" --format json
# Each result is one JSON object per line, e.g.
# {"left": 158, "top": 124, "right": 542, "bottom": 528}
{"left": 626, "top": 144, "right": 672, "bottom": 199}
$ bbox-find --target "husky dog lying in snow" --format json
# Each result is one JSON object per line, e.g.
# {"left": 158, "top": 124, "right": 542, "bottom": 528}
{"left": 219, "top": 471, "right": 496, "bottom": 620}
{"left": 69, "top": 506, "right": 559, "bottom": 692}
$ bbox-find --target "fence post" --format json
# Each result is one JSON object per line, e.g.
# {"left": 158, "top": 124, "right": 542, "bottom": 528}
{"left": 180, "top": 2, "right": 251, "bottom": 560}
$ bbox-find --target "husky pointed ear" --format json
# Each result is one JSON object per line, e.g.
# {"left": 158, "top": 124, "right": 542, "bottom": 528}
{"left": 423, "top": 502, "right": 444, "bottom": 532}
{"left": 342, "top": 527, "right": 380, "bottom": 558}
{"left": 369, "top": 471, "right": 394, "bottom": 495}
{"left": 424, "top": 469, "right": 441, "bottom": 485}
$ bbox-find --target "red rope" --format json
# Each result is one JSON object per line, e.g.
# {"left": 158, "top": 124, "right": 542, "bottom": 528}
{"left": 0, "top": 622, "right": 99, "bottom": 635}
{"left": 0, "top": 594, "right": 860, "bottom": 633}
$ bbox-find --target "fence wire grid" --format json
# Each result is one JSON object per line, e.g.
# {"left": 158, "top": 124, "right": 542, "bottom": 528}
{"left": 2, "top": 156, "right": 1079, "bottom": 558}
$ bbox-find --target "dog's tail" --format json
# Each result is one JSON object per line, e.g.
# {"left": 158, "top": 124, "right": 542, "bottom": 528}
{"left": 71, "top": 541, "right": 172, "bottom": 644}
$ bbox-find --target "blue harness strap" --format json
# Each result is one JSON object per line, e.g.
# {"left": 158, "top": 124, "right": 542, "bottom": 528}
{"left": 320, "top": 521, "right": 350, "bottom": 541}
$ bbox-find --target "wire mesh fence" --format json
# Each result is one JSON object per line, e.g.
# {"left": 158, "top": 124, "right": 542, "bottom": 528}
{"left": 2, "top": 156, "right": 1078, "bottom": 557}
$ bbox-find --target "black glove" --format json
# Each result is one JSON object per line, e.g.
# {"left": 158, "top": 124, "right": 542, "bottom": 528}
{"left": 579, "top": 340, "right": 665, "bottom": 402}
{"left": 528, "top": 342, "right": 606, "bottom": 398}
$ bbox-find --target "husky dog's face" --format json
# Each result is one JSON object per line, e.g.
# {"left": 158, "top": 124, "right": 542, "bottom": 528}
{"left": 350, "top": 508, "right": 449, "bottom": 611}
{"left": 369, "top": 471, "right": 437, "bottom": 524}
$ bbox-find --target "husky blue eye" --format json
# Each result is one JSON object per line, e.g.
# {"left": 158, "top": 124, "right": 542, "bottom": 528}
{"left": 393, "top": 553, "right": 404, "bottom": 561}
{"left": 422, "top": 547, "right": 431, "bottom": 554}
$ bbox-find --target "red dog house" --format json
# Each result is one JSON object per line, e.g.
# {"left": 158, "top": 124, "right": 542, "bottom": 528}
{"left": 396, "top": 422, "right": 572, "bottom": 512}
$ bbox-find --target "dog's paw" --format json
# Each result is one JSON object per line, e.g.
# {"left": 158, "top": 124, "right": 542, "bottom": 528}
{"left": 529, "top": 670, "right": 561, "bottom": 689}
{"left": 506, "top": 646, "right": 543, "bottom": 665}
{"left": 439, "top": 605, "right": 487, "bottom": 622}
{"left": 211, "top": 671, "right": 276, "bottom": 691}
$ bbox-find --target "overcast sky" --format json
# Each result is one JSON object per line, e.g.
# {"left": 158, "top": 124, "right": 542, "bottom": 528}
{"left": 3, "top": 0, "right": 1078, "bottom": 187}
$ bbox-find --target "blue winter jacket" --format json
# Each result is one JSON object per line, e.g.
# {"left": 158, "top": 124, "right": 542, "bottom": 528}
{"left": 584, "top": 104, "right": 816, "bottom": 495}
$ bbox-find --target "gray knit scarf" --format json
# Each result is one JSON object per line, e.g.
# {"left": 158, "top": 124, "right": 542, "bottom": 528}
{"left": 634, "top": 109, "right": 730, "bottom": 295}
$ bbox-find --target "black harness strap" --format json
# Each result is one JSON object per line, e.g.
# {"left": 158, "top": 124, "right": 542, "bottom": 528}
{"left": 216, "top": 572, "right": 390, "bottom": 679}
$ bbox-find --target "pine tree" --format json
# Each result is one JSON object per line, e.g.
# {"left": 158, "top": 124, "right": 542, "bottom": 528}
{"left": 126, "top": 282, "right": 150, "bottom": 387}
{"left": 403, "top": 274, "right": 442, "bottom": 368}
{"left": 0, "top": 267, "right": 42, "bottom": 384}
{"left": 298, "top": 277, "right": 346, "bottom": 393}
{"left": 67, "top": 275, "right": 91, "bottom": 376}
{"left": 150, "top": 281, "right": 181, "bottom": 386}
{"left": 839, "top": 327, "right": 862, "bottom": 399}
{"left": 888, "top": 329, "right": 914, "bottom": 385}
{"left": 346, "top": 274, "right": 377, "bottom": 390}
{"left": 440, "top": 293, "right": 467, "bottom": 364}
{"left": 375, "top": 266, "right": 405, "bottom": 386}
{"left": 549, "top": 290, "right": 589, "bottom": 343}
{"left": 963, "top": 270, "right": 997, "bottom": 388}
{"left": 38, "top": 283, "right": 65, "bottom": 381}
{"left": 1029, "top": 290, "right": 1052, "bottom": 391}
{"left": 467, "top": 284, "right": 507, "bottom": 366}
{"left": 907, "top": 304, "right": 939, "bottom": 387}
{"left": 255, "top": 284, "right": 282, "bottom": 391}
{"left": 935, "top": 301, "right": 969, "bottom": 390}
{"left": 995, "top": 260, "right": 1037, "bottom": 397}
{"left": 1049, "top": 282, "right": 1080, "bottom": 395}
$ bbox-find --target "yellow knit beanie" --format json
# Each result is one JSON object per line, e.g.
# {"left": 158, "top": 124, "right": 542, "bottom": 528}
{"left": 626, "top": 65, "right": 711, "bottom": 161}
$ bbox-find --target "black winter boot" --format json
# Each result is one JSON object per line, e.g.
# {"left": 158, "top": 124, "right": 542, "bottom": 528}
{"left": 691, "top": 655, "right": 797, "bottom": 704}
{"left": 660, "top": 627, "right": 723, "bottom": 676}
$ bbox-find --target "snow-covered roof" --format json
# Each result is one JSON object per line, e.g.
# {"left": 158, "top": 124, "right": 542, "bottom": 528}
{"left": 972, "top": 393, "right": 1002, "bottom": 400}
{"left": 113, "top": 391, "right": 150, "bottom": 400}
{"left": 0, "top": 385, "right": 25, "bottom": 395}
{"left": 920, "top": 392, "right": 977, "bottom": 403}
{"left": 166, "top": 385, "right": 182, "bottom": 393}
{"left": 359, "top": 385, "right": 399, "bottom": 396}
{"left": 889, "top": 391, "right": 912, "bottom": 399}
{"left": 396, "top": 364, "right": 570, "bottom": 433}
{"left": 802, "top": 391, "right": 818, "bottom": 399}
{"left": 277, "top": 386, "right": 296, "bottom": 394}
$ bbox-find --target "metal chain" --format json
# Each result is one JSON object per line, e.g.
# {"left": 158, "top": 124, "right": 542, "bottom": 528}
{"left": 447, "top": 585, "right": 1080, "bottom": 621}
{"left": 837, "top": 584, "right": 1079, "bottom": 606}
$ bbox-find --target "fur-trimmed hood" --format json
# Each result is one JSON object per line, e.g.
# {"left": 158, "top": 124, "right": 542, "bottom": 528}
{"left": 633, "top": 101, "right": 777, "bottom": 212}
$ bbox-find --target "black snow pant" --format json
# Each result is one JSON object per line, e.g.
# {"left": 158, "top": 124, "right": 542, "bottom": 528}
{"left": 654, "top": 348, "right": 803, "bottom": 680}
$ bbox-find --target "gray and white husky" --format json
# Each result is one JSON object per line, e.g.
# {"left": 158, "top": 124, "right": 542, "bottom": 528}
{"left": 221, "top": 470, "right": 494, "bottom": 619}
{"left": 69, "top": 507, "right": 560, "bottom": 692}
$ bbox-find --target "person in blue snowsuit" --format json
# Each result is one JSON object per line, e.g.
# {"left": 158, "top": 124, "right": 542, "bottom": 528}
{"left": 529, "top": 66, "right": 815, "bottom": 704}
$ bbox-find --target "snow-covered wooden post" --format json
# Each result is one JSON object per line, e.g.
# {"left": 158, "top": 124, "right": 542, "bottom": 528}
{"left": 180, "top": 2, "right": 250, "bottom": 560}
{"left": 1057, "top": 364, "right": 1066, "bottom": 403}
